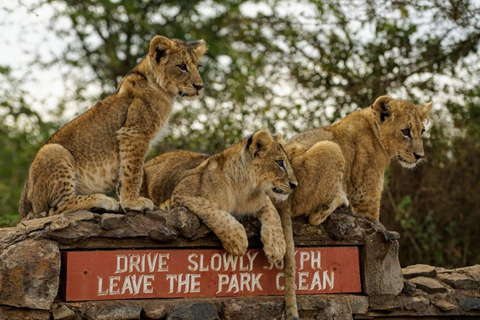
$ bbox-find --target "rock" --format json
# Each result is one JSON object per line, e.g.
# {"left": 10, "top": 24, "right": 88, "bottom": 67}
{"left": 380, "top": 230, "right": 401, "bottom": 241}
{"left": 402, "top": 280, "right": 417, "bottom": 294}
{"left": 49, "top": 216, "right": 72, "bottom": 231}
{"left": 0, "top": 306, "right": 50, "bottom": 320}
{"left": 141, "top": 304, "right": 167, "bottom": 319}
{"left": 459, "top": 298, "right": 480, "bottom": 310}
{"left": 363, "top": 233, "right": 403, "bottom": 296}
{"left": 402, "top": 264, "right": 436, "bottom": 279}
{"left": 21, "top": 214, "right": 60, "bottom": 233}
{"left": 369, "top": 295, "right": 402, "bottom": 311}
{"left": 100, "top": 213, "right": 127, "bottom": 230}
{"left": 148, "top": 226, "right": 178, "bottom": 242}
{"left": 431, "top": 298, "right": 457, "bottom": 311}
{"left": 408, "top": 276, "right": 448, "bottom": 294}
{"left": 49, "top": 221, "right": 102, "bottom": 244}
{"left": 347, "top": 295, "right": 369, "bottom": 314}
{"left": 167, "top": 302, "right": 219, "bottom": 320}
{"left": 84, "top": 302, "right": 142, "bottom": 320}
{"left": 323, "top": 212, "right": 363, "bottom": 241}
{"left": 64, "top": 210, "right": 96, "bottom": 221}
{"left": 0, "top": 239, "right": 60, "bottom": 310}
{"left": 437, "top": 272, "right": 479, "bottom": 290}
{"left": 0, "top": 227, "right": 26, "bottom": 251}
{"left": 401, "top": 296, "right": 429, "bottom": 312}
{"left": 456, "top": 264, "right": 480, "bottom": 281}
{"left": 298, "top": 295, "right": 368, "bottom": 315}
{"left": 292, "top": 218, "right": 324, "bottom": 237}
{"left": 221, "top": 298, "right": 283, "bottom": 320}
{"left": 297, "top": 295, "right": 328, "bottom": 310}
{"left": 154, "top": 208, "right": 204, "bottom": 239}
{"left": 53, "top": 305, "right": 76, "bottom": 320}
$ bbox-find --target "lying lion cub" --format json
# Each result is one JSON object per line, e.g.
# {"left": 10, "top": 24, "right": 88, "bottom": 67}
{"left": 143, "top": 130, "right": 298, "bottom": 263}
{"left": 19, "top": 35, "right": 207, "bottom": 219}
{"left": 278, "top": 95, "right": 432, "bottom": 320}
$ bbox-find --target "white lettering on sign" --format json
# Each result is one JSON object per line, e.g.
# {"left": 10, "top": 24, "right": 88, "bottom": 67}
{"left": 216, "top": 273, "right": 263, "bottom": 294}
{"left": 275, "top": 270, "right": 335, "bottom": 291}
{"left": 166, "top": 273, "right": 201, "bottom": 294}
{"left": 299, "top": 251, "right": 322, "bottom": 270}
{"left": 115, "top": 253, "right": 169, "bottom": 274}
{"left": 186, "top": 251, "right": 258, "bottom": 272}
{"left": 97, "top": 274, "right": 156, "bottom": 296}
{"left": 84, "top": 248, "right": 354, "bottom": 300}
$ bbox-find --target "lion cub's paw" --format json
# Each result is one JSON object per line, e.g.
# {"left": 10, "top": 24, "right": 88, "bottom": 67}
{"left": 93, "top": 194, "right": 120, "bottom": 211}
{"left": 219, "top": 224, "right": 248, "bottom": 256}
{"left": 158, "top": 199, "right": 172, "bottom": 210}
{"left": 122, "top": 197, "right": 155, "bottom": 211}
{"left": 261, "top": 225, "right": 286, "bottom": 264}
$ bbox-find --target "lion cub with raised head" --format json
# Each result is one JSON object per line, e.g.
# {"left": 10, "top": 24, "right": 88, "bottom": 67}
{"left": 278, "top": 96, "right": 432, "bottom": 320}
{"left": 284, "top": 95, "right": 432, "bottom": 224}
{"left": 143, "top": 131, "right": 298, "bottom": 263}
{"left": 19, "top": 35, "right": 207, "bottom": 219}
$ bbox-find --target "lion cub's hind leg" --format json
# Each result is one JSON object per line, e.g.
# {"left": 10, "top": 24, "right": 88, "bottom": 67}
{"left": 291, "top": 141, "right": 347, "bottom": 225}
{"left": 308, "top": 180, "right": 348, "bottom": 225}
{"left": 174, "top": 193, "right": 248, "bottom": 256}
{"left": 28, "top": 144, "right": 119, "bottom": 216}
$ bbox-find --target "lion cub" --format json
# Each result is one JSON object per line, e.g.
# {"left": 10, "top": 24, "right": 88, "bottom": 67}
{"left": 143, "top": 131, "right": 298, "bottom": 263}
{"left": 277, "top": 96, "right": 432, "bottom": 320}
{"left": 19, "top": 35, "right": 207, "bottom": 219}
{"left": 283, "top": 95, "right": 432, "bottom": 224}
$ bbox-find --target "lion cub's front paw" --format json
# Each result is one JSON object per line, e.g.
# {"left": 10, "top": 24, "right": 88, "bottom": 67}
{"left": 93, "top": 194, "right": 120, "bottom": 211}
{"left": 121, "top": 197, "right": 154, "bottom": 211}
{"left": 219, "top": 224, "right": 248, "bottom": 256}
{"left": 261, "top": 225, "right": 286, "bottom": 264}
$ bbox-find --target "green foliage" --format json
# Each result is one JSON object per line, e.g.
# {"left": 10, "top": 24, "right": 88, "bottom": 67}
{"left": 1, "top": 0, "right": 479, "bottom": 267}
{"left": 0, "top": 67, "right": 58, "bottom": 227}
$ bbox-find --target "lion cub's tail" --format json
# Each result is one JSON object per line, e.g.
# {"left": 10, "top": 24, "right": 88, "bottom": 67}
{"left": 279, "top": 204, "right": 299, "bottom": 320}
{"left": 18, "top": 179, "right": 32, "bottom": 219}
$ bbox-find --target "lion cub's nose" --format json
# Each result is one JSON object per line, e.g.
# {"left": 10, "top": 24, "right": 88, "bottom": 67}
{"left": 289, "top": 182, "right": 298, "bottom": 190}
{"left": 193, "top": 84, "right": 203, "bottom": 91}
{"left": 413, "top": 152, "right": 424, "bottom": 160}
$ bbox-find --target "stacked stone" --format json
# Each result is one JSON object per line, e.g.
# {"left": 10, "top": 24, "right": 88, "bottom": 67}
{"left": 0, "top": 208, "right": 479, "bottom": 319}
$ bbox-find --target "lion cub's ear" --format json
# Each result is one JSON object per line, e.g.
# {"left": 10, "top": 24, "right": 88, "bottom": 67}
{"left": 372, "top": 95, "right": 395, "bottom": 123}
{"left": 188, "top": 40, "right": 208, "bottom": 58}
{"left": 272, "top": 133, "right": 284, "bottom": 142}
{"left": 418, "top": 102, "right": 433, "bottom": 122}
{"left": 249, "top": 130, "right": 274, "bottom": 158}
{"left": 149, "top": 35, "right": 174, "bottom": 64}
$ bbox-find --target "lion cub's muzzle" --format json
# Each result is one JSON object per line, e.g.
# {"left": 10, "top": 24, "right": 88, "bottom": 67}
{"left": 179, "top": 83, "right": 204, "bottom": 98}
{"left": 397, "top": 153, "right": 424, "bottom": 169}
{"left": 270, "top": 181, "right": 298, "bottom": 202}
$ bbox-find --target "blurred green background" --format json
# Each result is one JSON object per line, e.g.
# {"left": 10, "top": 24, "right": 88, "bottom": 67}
{"left": 1, "top": 0, "right": 479, "bottom": 268}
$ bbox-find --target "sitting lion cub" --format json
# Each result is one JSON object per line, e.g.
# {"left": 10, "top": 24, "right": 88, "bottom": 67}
{"left": 143, "top": 130, "right": 298, "bottom": 263}
{"left": 283, "top": 95, "right": 432, "bottom": 224}
{"left": 19, "top": 35, "right": 207, "bottom": 219}
{"left": 278, "top": 96, "right": 432, "bottom": 320}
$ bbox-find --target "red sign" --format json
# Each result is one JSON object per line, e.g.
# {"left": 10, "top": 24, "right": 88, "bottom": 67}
{"left": 63, "top": 247, "right": 361, "bottom": 301}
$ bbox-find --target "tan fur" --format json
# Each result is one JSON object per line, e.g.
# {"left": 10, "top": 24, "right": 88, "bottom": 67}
{"left": 19, "top": 35, "right": 207, "bottom": 219}
{"left": 143, "top": 131, "right": 298, "bottom": 263}
{"left": 278, "top": 96, "right": 432, "bottom": 320}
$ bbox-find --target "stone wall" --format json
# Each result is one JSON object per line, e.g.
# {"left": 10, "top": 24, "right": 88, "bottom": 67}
{"left": 0, "top": 208, "right": 479, "bottom": 320}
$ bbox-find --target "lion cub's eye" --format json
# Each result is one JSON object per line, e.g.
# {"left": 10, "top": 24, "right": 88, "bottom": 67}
{"left": 401, "top": 129, "right": 410, "bottom": 137}
{"left": 177, "top": 64, "right": 188, "bottom": 71}
{"left": 276, "top": 160, "right": 285, "bottom": 170}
